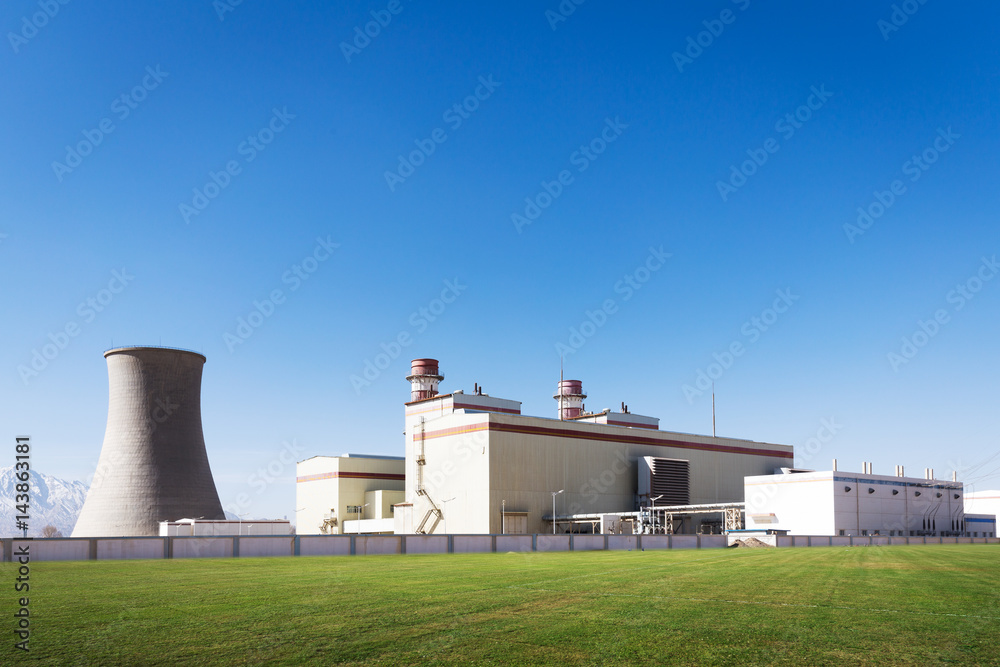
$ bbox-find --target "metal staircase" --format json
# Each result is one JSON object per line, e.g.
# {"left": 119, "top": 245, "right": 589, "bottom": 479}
{"left": 414, "top": 418, "right": 442, "bottom": 534}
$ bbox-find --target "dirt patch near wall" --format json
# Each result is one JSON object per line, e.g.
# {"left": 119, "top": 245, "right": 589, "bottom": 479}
{"left": 729, "top": 537, "right": 774, "bottom": 549}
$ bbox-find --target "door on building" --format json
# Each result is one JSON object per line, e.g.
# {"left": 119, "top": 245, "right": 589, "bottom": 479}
{"left": 503, "top": 512, "right": 528, "bottom": 534}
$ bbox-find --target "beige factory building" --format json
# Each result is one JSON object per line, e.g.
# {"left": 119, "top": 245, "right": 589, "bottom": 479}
{"left": 744, "top": 467, "right": 986, "bottom": 537}
{"left": 296, "top": 454, "right": 404, "bottom": 535}
{"left": 393, "top": 359, "right": 794, "bottom": 535}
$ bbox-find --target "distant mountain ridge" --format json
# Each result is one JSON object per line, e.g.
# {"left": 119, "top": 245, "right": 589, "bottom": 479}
{"left": 0, "top": 467, "right": 89, "bottom": 537}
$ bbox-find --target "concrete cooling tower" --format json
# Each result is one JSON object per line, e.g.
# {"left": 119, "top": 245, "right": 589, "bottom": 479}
{"left": 72, "top": 347, "right": 225, "bottom": 537}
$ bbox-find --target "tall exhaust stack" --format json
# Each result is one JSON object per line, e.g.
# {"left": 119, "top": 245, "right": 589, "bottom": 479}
{"left": 72, "top": 347, "right": 225, "bottom": 537}
{"left": 407, "top": 358, "right": 443, "bottom": 401}
{"left": 554, "top": 380, "right": 586, "bottom": 420}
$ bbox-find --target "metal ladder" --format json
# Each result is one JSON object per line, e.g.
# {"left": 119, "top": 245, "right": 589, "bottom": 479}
{"left": 414, "top": 418, "right": 441, "bottom": 534}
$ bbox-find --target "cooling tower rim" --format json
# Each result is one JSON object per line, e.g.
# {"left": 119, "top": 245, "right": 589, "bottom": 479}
{"left": 104, "top": 345, "right": 207, "bottom": 362}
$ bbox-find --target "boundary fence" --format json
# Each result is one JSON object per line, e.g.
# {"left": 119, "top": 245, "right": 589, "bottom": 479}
{"left": 2, "top": 534, "right": 996, "bottom": 562}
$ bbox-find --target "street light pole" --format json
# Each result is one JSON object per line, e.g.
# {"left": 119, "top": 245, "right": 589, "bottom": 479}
{"left": 355, "top": 503, "right": 369, "bottom": 534}
{"left": 441, "top": 497, "right": 455, "bottom": 534}
{"left": 552, "top": 490, "right": 564, "bottom": 535}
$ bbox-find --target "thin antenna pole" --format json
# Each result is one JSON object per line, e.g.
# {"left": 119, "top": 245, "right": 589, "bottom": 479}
{"left": 712, "top": 382, "right": 716, "bottom": 437}
{"left": 559, "top": 357, "right": 564, "bottom": 420}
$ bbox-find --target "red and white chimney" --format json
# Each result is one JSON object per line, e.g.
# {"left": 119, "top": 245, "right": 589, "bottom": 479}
{"left": 407, "top": 358, "right": 443, "bottom": 401}
{"left": 554, "top": 379, "right": 586, "bottom": 419}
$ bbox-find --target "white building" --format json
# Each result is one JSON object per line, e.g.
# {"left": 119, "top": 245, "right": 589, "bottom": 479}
{"left": 295, "top": 454, "right": 404, "bottom": 534}
{"left": 745, "top": 468, "right": 972, "bottom": 537}
{"left": 965, "top": 490, "right": 1000, "bottom": 537}
{"left": 159, "top": 518, "right": 291, "bottom": 536}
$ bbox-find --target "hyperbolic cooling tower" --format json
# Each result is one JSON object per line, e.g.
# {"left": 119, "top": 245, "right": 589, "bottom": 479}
{"left": 72, "top": 347, "right": 225, "bottom": 537}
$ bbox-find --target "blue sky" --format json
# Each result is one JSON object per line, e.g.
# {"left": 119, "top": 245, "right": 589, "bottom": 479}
{"left": 3, "top": 1, "right": 999, "bottom": 522}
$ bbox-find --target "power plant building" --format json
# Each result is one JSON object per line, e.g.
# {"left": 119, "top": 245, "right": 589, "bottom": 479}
{"left": 964, "top": 490, "right": 1000, "bottom": 537}
{"left": 744, "top": 467, "right": 984, "bottom": 537}
{"left": 393, "top": 359, "right": 794, "bottom": 535}
{"left": 73, "top": 347, "right": 225, "bottom": 537}
{"left": 296, "top": 454, "right": 404, "bottom": 535}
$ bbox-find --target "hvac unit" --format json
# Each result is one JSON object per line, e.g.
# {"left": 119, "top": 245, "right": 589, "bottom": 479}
{"left": 638, "top": 456, "right": 690, "bottom": 506}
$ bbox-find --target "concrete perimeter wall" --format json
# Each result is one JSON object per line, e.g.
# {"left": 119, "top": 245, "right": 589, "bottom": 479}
{"left": 2, "top": 534, "right": 996, "bottom": 562}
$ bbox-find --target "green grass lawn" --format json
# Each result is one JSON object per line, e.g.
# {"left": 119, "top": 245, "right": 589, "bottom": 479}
{"left": 3, "top": 545, "right": 998, "bottom": 665}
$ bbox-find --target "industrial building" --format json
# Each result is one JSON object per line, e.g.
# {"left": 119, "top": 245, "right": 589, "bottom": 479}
{"left": 295, "top": 454, "right": 404, "bottom": 535}
{"left": 295, "top": 358, "right": 994, "bottom": 539}
{"left": 159, "top": 519, "right": 292, "bottom": 536}
{"left": 965, "top": 490, "right": 1000, "bottom": 537}
{"left": 74, "top": 347, "right": 226, "bottom": 537}
{"left": 744, "top": 465, "right": 993, "bottom": 537}
{"left": 392, "top": 359, "right": 793, "bottom": 535}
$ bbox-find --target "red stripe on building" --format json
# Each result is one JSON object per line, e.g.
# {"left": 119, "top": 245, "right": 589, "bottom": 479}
{"left": 413, "top": 423, "right": 489, "bottom": 441}
{"left": 603, "top": 419, "right": 659, "bottom": 430}
{"left": 452, "top": 401, "right": 521, "bottom": 414}
{"left": 296, "top": 472, "right": 406, "bottom": 483}
{"left": 415, "top": 420, "right": 793, "bottom": 459}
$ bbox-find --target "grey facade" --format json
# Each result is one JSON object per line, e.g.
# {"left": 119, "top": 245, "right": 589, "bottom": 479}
{"left": 72, "top": 347, "right": 225, "bottom": 537}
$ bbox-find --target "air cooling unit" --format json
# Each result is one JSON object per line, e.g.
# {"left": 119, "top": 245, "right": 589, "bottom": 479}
{"left": 638, "top": 456, "right": 690, "bottom": 506}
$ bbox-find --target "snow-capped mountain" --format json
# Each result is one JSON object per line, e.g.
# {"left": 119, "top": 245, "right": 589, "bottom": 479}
{"left": 0, "top": 467, "right": 89, "bottom": 537}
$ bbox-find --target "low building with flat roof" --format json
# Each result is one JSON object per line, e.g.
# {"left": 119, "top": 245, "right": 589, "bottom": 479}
{"left": 295, "top": 454, "right": 404, "bottom": 535}
{"left": 745, "top": 468, "right": 973, "bottom": 537}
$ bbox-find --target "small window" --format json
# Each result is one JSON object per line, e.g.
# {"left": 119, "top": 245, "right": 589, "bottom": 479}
{"left": 839, "top": 529, "right": 845, "bottom": 536}
{"left": 861, "top": 529, "right": 868, "bottom": 536}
